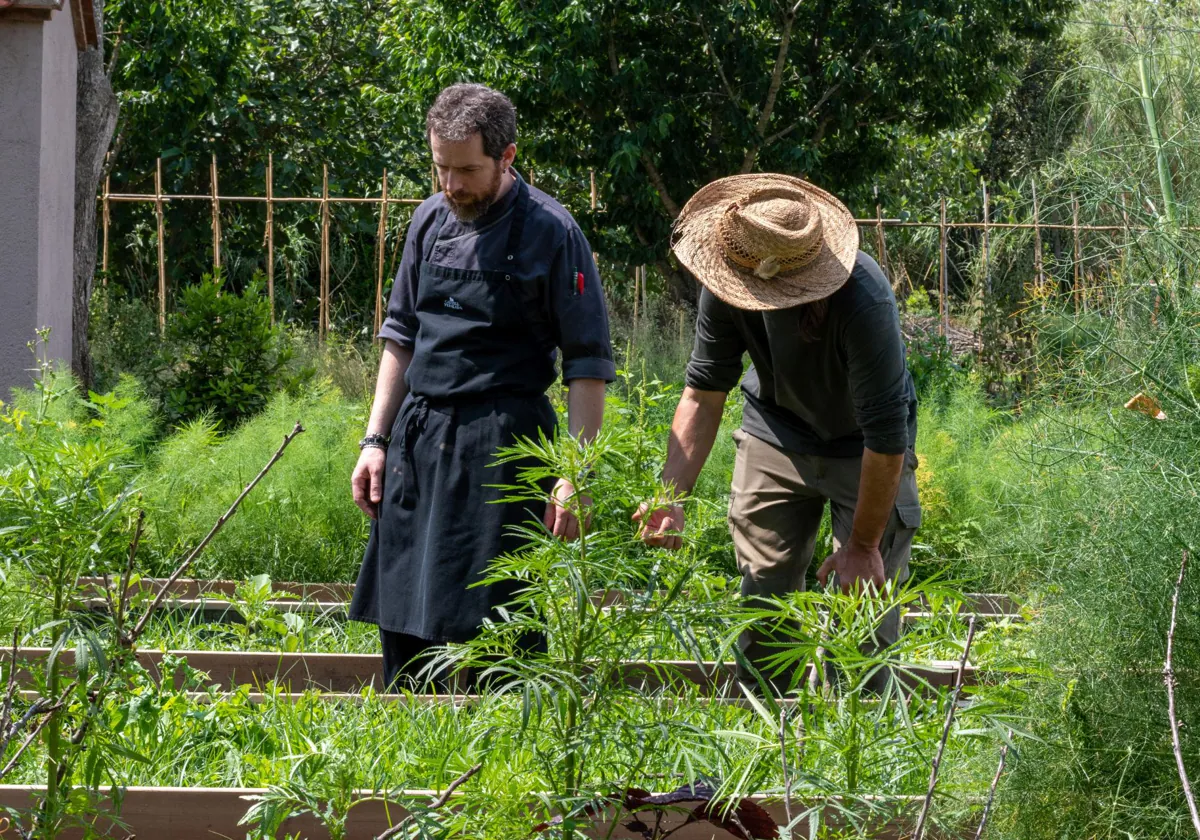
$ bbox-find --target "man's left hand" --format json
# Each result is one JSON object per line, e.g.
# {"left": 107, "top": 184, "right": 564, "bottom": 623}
{"left": 816, "top": 541, "right": 886, "bottom": 595}
{"left": 544, "top": 478, "right": 592, "bottom": 541}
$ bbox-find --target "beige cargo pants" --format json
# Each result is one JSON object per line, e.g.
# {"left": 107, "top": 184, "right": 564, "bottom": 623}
{"left": 728, "top": 428, "right": 922, "bottom": 691}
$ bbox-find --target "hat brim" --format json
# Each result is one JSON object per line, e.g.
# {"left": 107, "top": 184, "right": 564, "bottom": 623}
{"left": 671, "top": 174, "right": 859, "bottom": 311}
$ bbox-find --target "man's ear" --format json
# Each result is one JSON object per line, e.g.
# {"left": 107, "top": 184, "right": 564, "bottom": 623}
{"left": 501, "top": 143, "right": 517, "bottom": 171}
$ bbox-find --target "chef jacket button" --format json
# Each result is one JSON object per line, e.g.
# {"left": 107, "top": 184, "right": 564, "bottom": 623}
{"left": 505, "top": 275, "right": 511, "bottom": 281}
{"left": 507, "top": 254, "right": 513, "bottom": 260}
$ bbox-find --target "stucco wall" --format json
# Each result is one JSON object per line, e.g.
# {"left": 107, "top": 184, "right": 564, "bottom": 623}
{"left": 37, "top": 7, "right": 78, "bottom": 370}
{"left": 0, "top": 8, "right": 77, "bottom": 397}
{"left": 0, "top": 19, "right": 45, "bottom": 392}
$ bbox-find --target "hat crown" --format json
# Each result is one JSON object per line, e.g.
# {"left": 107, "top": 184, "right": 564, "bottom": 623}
{"left": 718, "top": 187, "right": 824, "bottom": 279}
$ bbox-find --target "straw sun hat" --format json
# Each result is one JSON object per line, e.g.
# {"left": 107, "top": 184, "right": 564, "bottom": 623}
{"left": 671, "top": 173, "right": 860, "bottom": 311}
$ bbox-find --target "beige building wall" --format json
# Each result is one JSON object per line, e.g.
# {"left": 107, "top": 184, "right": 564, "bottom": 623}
{"left": 0, "top": 6, "right": 78, "bottom": 396}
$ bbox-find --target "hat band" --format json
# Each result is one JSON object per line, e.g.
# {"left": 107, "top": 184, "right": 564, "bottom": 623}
{"left": 718, "top": 208, "right": 823, "bottom": 277}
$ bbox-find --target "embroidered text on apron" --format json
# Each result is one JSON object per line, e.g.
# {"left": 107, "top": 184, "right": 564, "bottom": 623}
{"left": 349, "top": 178, "right": 558, "bottom": 642}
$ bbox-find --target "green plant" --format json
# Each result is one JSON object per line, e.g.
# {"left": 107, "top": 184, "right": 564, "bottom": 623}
{"left": 159, "top": 273, "right": 311, "bottom": 429}
{"left": 0, "top": 334, "right": 139, "bottom": 837}
{"left": 136, "top": 383, "right": 366, "bottom": 582}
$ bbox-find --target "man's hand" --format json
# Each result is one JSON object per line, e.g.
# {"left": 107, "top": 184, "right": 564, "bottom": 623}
{"left": 632, "top": 502, "right": 686, "bottom": 550}
{"left": 816, "top": 541, "right": 886, "bottom": 595}
{"left": 545, "top": 478, "right": 591, "bottom": 541}
{"left": 351, "top": 448, "right": 387, "bottom": 519}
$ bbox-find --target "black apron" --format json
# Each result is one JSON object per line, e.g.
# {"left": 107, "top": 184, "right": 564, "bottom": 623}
{"left": 348, "top": 178, "right": 558, "bottom": 642}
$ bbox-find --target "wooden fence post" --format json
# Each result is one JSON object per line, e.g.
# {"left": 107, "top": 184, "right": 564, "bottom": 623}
{"left": 210, "top": 153, "right": 221, "bottom": 274}
{"left": 1072, "top": 194, "right": 1082, "bottom": 314}
{"left": 266, "top": 153, "right": 275, "bottom": 324}
{"left": 938, "top": 196, "right": 948, "bottom": 337}
{"left": 101, "top": 172, "right": 111, "bottom": 283}
{"left": 154, "top": 157, "right": 166, "bottom": 333}
{"left": 374, "top": 168, "right": 389, "bottom": 342}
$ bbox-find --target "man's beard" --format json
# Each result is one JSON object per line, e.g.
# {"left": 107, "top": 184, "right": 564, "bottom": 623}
{"left": 445, "top": 163, "right": 504, "bottom": 222}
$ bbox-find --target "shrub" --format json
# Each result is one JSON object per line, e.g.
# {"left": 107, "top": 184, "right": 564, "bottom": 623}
{"left": 159, "top": 274, "right": 312, "bottom": 429}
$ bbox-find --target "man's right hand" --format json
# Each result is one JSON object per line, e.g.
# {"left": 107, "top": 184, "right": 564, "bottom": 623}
{"left": 351, "top": 448, "right": 387, "bottom": 519}
{"left": 632, "top": 502, "right": 686, "bottom": 550}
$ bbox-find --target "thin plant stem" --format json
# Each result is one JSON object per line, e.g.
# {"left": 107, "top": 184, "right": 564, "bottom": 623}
{"left": 128, "top": 422, "right": 305, "bottom": 642}
{"left": 972, "top": 731, "right": 1012, "bottom": 840}
{"left": 374, "top": 763, "right": 482, "bottom": 840}
{"left": 1165, "top": 551, "right": 1200, "bottom": 839}
{"left": 912, "top": 615, "right": 978, "bottom": 840}
{"left": 779, "top": 708, "right": 793, "bottom": 837}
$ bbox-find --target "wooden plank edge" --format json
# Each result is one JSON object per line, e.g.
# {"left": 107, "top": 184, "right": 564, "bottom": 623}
{"left": 0, "top": 785, "right": 942, "bottom": 840}
{"left": 5, "top": 648, "right": 983, "bottom": 694}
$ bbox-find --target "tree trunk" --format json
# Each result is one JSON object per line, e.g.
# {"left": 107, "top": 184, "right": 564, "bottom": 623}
{"left": 71, "top": 5, "right": 119, "bottom": 392}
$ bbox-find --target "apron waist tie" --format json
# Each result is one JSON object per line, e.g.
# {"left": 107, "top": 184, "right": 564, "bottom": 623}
{"left": 403, "top": 395, "right": 432, "bottom": 452}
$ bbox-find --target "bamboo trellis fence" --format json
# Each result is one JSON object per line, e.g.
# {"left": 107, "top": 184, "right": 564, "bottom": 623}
{"left": 98, "top": 157, "right": 1184, "bottom": 341}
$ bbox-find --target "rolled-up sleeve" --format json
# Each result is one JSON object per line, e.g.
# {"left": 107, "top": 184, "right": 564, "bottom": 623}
{"left": 844, "top": 301, "right": 911, "bottom": 455}
{"left": 549, "top": 226, "right": 616, "bottom": 382}
{"left": 685, "top": 287, "right": 746, "bottom": 393}
{"left": 376, "top": 213, "right": 425, "bottom": 348}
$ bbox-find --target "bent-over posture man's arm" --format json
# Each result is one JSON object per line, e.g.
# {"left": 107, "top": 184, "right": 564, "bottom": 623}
{"left": 818, "top": 297, "right": 912, "bottom": 594}
{"left": 815, "top": 450, "right": 903, "bottom": 594}
{"left": 633, "top": 386, "right": 727, "bottom": 550}
{"left": 351, "top": 340, "right": 413, "bottom": 520}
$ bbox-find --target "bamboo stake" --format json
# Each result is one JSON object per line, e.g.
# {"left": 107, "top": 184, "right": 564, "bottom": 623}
{"left": 1072, "top": 194, "right": 1082, "bottom": 314}
{"left": 210, "top": 154, "right": 221, "bottom": 274}
{"left": 529, "top": 167, "right": 535, "bottom": 187}
{"left": 155, "top": 158, "right": 166, "bottom": 333}
{"left": 266, "top": 153, "right": 275, "bottom": 324}
{"left": 374, "top": 168, "right": 389, "bottom": 342}
{"left": 633, "top": 266, "right": 642, "bottom": 330}
{"left": 938, "top": 197, "right": 948, "bottom": 337}
{"left": 1031, "top": 180, "right": 1044, "bottom": 305}
{"left": 1120, "top": 192, "right": 1131, "bottom": 261}
{"left": 1165, "top": 552, "right": 1200, "bottom": 839}
{"left": 873, "top": 185, "right": 890, "bottom": 285}
{"left": 320, "top": 164, "right": 330, "bottom": 342}
{"left": 981, "top": 180, "right": 991, "bottom": 297}
{"left": 430, "top": 162, "right": 437, "bottom": 196}
{"left": 101, "top": 173, "right": 111, "bottom": 283}
{"left": 590, "top": 169, "right": 597, "bottom": 210}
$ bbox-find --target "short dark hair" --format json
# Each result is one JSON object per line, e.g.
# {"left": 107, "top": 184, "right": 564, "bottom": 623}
{"left": 426, "top": 83, "right": 517, "bottom": 160}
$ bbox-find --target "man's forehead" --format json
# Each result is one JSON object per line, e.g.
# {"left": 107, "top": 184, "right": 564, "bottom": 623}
{"left": 430, "top": 132, "right": 488, "bottom": 165}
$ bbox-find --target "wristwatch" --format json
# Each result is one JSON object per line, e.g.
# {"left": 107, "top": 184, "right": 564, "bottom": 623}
{"left": 358, "top": 433, "right": 390, "bottom": 451}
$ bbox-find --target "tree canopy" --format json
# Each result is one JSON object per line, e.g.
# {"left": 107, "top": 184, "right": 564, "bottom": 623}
{"left": 101, "top": 0, "right": 1076, "bottom": 312}
{"left": 378, "top": 0, "right": 1073, "bottom": 298}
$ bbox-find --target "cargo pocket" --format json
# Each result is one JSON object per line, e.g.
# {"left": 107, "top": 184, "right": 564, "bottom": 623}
{"left": 896, "top": 502, "right": 922, "bottom": 530}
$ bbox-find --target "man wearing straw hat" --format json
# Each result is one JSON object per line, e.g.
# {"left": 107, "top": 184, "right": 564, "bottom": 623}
{"left": 635, "top": 174, "right": 921, "bottom": 688}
